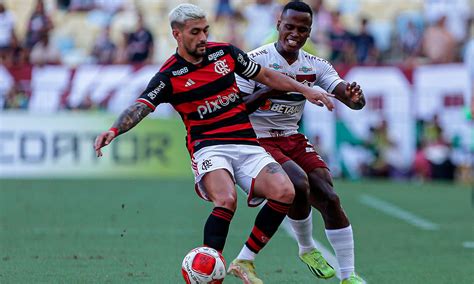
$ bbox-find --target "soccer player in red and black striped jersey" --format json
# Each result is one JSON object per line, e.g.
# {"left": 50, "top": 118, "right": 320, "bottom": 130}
{"left": 94, "top": 4, "right": 333, "bottom": 283}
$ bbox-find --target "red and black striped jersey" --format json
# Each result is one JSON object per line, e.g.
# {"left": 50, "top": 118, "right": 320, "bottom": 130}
{"left": 137, "top": 42, "right": 262, "bottom": 154}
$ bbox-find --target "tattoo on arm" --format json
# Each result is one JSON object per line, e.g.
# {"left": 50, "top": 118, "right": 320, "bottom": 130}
{"left": 265, "top": 163, "right": 285, "bottom": 174}
{"left": 112, "top": 102, "right": 152, "bottom": 135}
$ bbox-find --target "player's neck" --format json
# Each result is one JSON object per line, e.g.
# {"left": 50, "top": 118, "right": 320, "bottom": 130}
{"left": 275, "top": 42, "right": 298, "bottom": 65}
{"left": 177, "top": 48, "right": 203, "bottom": 65}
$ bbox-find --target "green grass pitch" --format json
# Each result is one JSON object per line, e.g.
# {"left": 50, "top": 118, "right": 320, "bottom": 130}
{"left": 0, "top": 179, "right": 473, "bottom": 283}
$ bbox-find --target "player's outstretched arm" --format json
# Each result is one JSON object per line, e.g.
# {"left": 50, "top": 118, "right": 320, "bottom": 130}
{"left": 333, "top": 81, "right": 366, "bottom": 110}
{"left": 253, "top": 67, "right": 334, "bottom": 111}
{"left": 94, "top": 102, "right": 152, "bottom": 157}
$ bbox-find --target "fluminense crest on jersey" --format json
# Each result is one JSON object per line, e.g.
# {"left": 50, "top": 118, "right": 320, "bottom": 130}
{"left": 299, "top": 66, "right": 313, "bottom": 73}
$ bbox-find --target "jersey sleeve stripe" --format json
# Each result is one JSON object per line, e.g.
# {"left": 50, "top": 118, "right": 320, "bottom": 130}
{"left": 136, "top": 98, "right": 156, "bottom": 111}
{"left": 242, "top": 61, "right": 258, "bottom": 77}
{"left": 242, "top": 61, "right": 255, "bottom": 76}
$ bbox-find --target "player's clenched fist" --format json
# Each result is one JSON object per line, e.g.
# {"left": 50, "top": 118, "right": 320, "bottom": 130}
{"left": 94, "top": 130, "right": 116, "bottom": 157}
{"left": 345, "top": 81, "right": 363, "bottom": 104}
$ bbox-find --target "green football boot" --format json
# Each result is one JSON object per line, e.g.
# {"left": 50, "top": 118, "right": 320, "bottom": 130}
{"left": 299, "top": 248, "right": 336, "bottom": 279}
{"left": 341, "top": 272, "right": 365, "bottom": 284}
{"left": 227, "top": 259, "right": 263, "bottom": 284}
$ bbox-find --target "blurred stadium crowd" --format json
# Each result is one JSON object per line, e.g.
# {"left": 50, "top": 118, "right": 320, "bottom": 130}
{"left": 0, "top": 0, "right": 472, "bottom": 68}
{"left": 0, "top": 0, "right": 472, "bottom": 183}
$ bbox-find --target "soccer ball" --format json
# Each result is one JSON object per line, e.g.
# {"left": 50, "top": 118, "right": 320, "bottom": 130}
{"left": 181, "top": 247, "right": 226, "bottom": 283}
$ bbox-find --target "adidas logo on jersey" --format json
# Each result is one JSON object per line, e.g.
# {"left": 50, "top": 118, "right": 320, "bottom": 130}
{"left": 185, "top": 79, "right": 195, "bottom": 87}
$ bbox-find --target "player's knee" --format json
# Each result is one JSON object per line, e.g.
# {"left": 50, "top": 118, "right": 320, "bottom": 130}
{"left": 325, "top": 190, "right": 340, "bottom": 206}
{"left": 271, "top": 178, "right": 295, "bottom": 204}
{"left": 292, "top": 174, "right": 310, "bottom": 198}
{"left": 212, "top": 192, "right": 237, "bottom": 211}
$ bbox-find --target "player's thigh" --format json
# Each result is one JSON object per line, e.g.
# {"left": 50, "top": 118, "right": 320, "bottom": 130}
{"left": 201, "top": 169, "right": 237, "bottom": 210}
{"left": 253, "top": 162, "right": 294, "bottom": 203}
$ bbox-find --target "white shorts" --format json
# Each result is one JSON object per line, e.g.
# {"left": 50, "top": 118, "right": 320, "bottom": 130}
{"left": 191, "top": 144, "right": 276, "bottom": 206}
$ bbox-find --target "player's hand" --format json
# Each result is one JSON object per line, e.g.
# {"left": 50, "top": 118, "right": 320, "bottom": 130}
{"left": 345, "top": 81, "right": 363, "bottom": 104}
{"left": 94, "top": 130, "right": 116, "bottom": 157}
{"left": 303, "top": 89, "right": 334, "bottom": 111}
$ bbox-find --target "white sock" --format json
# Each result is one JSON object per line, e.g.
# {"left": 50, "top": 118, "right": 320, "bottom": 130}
{"left": 288, "top": 212, "right": 317, "bottom": 255}
{"left": 237, "top": 245, "right": 256, "bottom": 261}
{"left": 325, "top": 225, "right": 355, "bottom": 280}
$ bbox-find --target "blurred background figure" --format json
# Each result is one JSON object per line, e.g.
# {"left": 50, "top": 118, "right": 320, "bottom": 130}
{"left": 125, "top": 14, "right": 154, "bottom": 64}
{"left": 352, "top": 17, "right": 377, "bottom": 65}
{"left": 0, "top": 2, "right": 16, "bottom": 66}
{"left": 25, "top": 0, "right": 53, "bottom": 50}
{"left": 91, "top": 25, "right": 116, "bottom": 64}
{"left": 327, "top": 11, "right": 352, "bottom": 64}
{"left": 30, "top": 32, "right": 61, "bottom": 65}
{"left": 422, "top": 15, "right": 456, "bottom": 64}
{"left": 241, "top": 0, "right": 281, "bottom": 50}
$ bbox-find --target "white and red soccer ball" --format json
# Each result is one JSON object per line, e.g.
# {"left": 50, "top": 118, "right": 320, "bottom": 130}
{"left": 181, "top": 247, "right": 227, "bottom": 283}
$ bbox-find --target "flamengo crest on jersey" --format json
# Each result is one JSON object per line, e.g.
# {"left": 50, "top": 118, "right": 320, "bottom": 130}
{"left": 236, "top": 43, "right": 344, "bottom": 138}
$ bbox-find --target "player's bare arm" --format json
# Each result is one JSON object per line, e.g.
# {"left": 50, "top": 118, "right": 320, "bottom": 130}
{"left": 253, "top": 67, "right": 334, "bottom": 111}
{"left": 94, "top": 102, "right": 151, "bottom": 157}
{"left": 242, "top": 86, "right": 286, "bottom": 114}
{"left": 333, "top": 81, "right": 366, "bottom": 110}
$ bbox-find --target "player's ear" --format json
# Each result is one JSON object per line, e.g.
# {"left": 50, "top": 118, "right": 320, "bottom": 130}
{"left": 172, "top": 28, "right": 180, "bottom": 41}
{"left": 277, "top": 20, "right": 281, "bottom": 31}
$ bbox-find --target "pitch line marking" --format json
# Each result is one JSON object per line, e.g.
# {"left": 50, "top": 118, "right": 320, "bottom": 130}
{"left": 282, "top": 217, "right": 367, "bottom": 283}
{"left": 359, "top": 194, "right": 440, "bottom": 231}
{"left": 462, "top": 242, "right": 474, "bottom": 249}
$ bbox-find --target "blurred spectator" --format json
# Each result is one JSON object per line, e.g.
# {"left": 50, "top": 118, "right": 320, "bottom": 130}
{"left": 3, "top": 81, "right": 29, "bottom": 109}
{"left": 416, "top": 115, "right": 456, "bottom": 181}
{"left": 308, "top": 0, "right": 331, "bottom": 44}
{"left": 30, "top": 32, "right": 61, "bottom": 65}
{"left": 95, "top": 0, "right": 125, "bottom": 15}
{"left": 362, "top": 120, "right": 396, "bottom": 178}
{"left": 56, "top": 0, "right": 71, "bottom": 11}
{"left": 327, "top": 11, "right": 353, "bottom": 64}
{"left": 424, "top": 0, "right": 471, "bottom": 43}
{"left": 422, "top": 114, "right": 442, "bottom": 144}
{"left": 413, "top": 141, "right": 431, "bottom": 181}
{"left": 69, "top": 0, "right": 95, "bottom": 11}
{"left": 215, "top": 0, "right": 235, "bottom": 22}
{"left": 399, "top": 20, "right": 423, "bottom": 60}
{"left": 422, "top": 15, "right": 457, "bottom": 63}
{"left": 91, "top": 26, "right": 116, "bottom": 64}
{"left": 352, "top": 17, "right": 377, "bottom": 64}
{"left": 241, "top": 0, "right": 281, "bottom": 50}
{"left": 126, "top": 14, "right": 154, "bottom": 64}
{"left": 0, "top": 2, "right": 16, "bottom": 65}
{"left": 25, "top": 0, "right": 53, "bottom": 50}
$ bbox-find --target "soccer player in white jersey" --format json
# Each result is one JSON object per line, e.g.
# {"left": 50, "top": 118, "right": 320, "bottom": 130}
{"left": 235, "top": 2, "right": 365, "bottom": 283}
